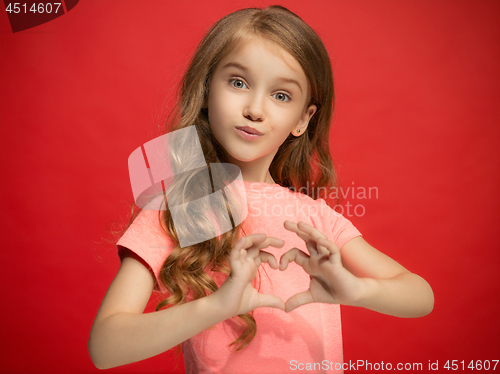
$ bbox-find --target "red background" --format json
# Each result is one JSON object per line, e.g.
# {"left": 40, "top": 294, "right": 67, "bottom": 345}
{"left": 1, "top": 1, "right": 499, "bottom": 373}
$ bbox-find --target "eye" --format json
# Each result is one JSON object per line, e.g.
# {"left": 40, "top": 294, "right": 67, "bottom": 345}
{"left": 273, "top": 92, "right": 291, "bottom": 102}
{"left": 230, "top": 79, "right": 248, "bottom": 89}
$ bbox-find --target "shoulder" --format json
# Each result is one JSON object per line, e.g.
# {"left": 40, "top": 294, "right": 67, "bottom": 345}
{"left": 116, "top": 209, "right": 174, "bottom": 293}
{"left": 119, "top": 209, "right": 170, "bottom": 244}
{"left": 282, "top": 189, "right": 362, "bottom": 248}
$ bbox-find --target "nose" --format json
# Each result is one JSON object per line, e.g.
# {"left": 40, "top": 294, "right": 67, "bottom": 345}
{"left": 243, "top": 93, "right": 265, "bottom": 122}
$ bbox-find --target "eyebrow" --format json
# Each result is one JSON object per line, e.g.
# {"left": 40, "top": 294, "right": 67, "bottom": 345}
{"left": 220, "top": 61, "right": 303, "bottom": 93}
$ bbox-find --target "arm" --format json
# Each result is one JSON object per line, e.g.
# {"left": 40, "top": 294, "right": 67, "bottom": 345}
{"left": 88, "top": 250, "right": 224, "bottom": 369}
{"left": 280, "top": 221, "right": 434, "bottom": 318}
{"left": 88, "top": 235, "right": 284, "bottom": 369}
{"left": 341, "top": 236, "right": 434, "bottom": 317}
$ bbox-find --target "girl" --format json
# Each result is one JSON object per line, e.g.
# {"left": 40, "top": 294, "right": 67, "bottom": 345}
{"left": 89, "top": 5, "right": 434, "bottom": 373}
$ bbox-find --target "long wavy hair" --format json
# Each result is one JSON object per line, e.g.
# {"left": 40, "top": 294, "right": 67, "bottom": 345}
{"left": 135, "top": 5, "right": 336, "bottom": 350}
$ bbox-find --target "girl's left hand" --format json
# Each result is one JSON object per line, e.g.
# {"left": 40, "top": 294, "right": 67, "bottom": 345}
{"left": 280, "top": 221, "right": 366, "bottom": 313}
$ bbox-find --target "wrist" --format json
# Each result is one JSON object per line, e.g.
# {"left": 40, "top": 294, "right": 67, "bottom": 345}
{"left": 207, "top": 281, "right": 240, "bottom": 321}
{"left": 349, "top": 277, "right": 380, "bottom": 308}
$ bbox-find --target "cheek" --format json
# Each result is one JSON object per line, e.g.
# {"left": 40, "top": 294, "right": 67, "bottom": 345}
{"left": 268, "top": 123, "right": 294, "bottom": 146}
{"left": 208, "top": 89, "right": 232, "bottom": 125}
{"left": 207, "top": 100, "right": 222, "bottom": 128}
{"left": 274, "top": 111, "right": 301, "bottom": 133}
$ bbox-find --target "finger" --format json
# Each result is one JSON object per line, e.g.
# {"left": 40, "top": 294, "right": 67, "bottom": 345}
{"left": 317, "top": 238, "right": 342, "bottom": 265}
{"left": 241, "top": 233, "right": 267, "bottom": 250}
{"left": 258, "top": 294, "right": 285, "bottom": 311}
{"left": 241, "top": 234, "right": 283, "bottom": 250}
{"left": 315, "top": 239, "right": 330, "bottom": 257}
{"left": 259, "top": 250, "right": 279, "bottom": 269}
{"left": 317, "top": 237, "right": 340, "bottom": 255}
{"left": 239, "top": 246, "right": 248, "bottom": 262}
{"left": 284, "top": 221, "right": 319, "bottom": 256}
{"left": 297, "top": 221, "right": 328, "bottom": 242}
{"left": 240, "top": 233, "right": 267, "bottom": 258}
{"left": 230, "top": 237, "right": 245, "bottom": 262}
{"left": 254, "top": 236, "right": 285, "bottom": 252}
{"left": 304, "top": 239, "right": 318, "bottom": 256}
{"left": 291, "top": 221, "right": 332, "bottom": 257}
{"left": 247, "top": 236, "right": 284, "bottom": 259}
{"left": 285, "top": 290, "right": 314, "bottom": 313}
{"left": 279, "top": 248, "right": 310, "bottom": 271}
{"left": 284, "top": 221, "right": 311, "bottom": 243}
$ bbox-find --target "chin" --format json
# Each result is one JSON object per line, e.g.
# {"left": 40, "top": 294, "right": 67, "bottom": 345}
{"left": 223, "top": 147, "right": 261, "bottom": 163}
{"left": 229, "top": 153, "right": 259, "bottom": 163}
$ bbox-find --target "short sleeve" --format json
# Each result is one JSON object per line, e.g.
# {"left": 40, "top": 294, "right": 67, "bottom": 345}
{"left": 116, "top": 209, "right": 174, "bottom": 293}
{"left": 320, "top": 199, "right": 362, "bottom": 249}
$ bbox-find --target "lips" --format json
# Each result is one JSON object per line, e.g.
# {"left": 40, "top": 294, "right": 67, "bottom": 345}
{"left": 235, "top": 126, "right": 263, "bottom": 136}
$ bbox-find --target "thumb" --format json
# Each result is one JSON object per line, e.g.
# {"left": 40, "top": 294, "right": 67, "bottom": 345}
{"left": 285, "top": 290, "right": 314, "bottom": 313}
{"left": 258, "top": 294, "right": 285, "bottom": 311}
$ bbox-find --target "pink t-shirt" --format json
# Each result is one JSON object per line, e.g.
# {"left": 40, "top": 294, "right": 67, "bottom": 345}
{"left": 117, "top": 181, "right": 361, "bottom": 373}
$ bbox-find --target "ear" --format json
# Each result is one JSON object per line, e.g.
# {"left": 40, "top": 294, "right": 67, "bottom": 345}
{"left": 292, "top": 104, "right": 317, "bottom": 137}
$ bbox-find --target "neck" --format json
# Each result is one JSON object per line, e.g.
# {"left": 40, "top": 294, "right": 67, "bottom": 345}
{"left": 222, "top": 152, "right": 276, "bottom": 184}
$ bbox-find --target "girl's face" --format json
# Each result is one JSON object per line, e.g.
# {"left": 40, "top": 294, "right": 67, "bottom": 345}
{"left": 207, "top": 36, "right": 316, "bottom": 180}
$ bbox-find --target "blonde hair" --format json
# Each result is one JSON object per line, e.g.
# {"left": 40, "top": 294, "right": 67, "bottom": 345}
{"left": 149, "top": 5, "right": 337, "bottom": 350}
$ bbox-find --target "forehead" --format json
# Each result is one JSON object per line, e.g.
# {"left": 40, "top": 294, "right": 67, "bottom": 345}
{"left": 216, "top": 36, "right": 308, "bottom": 86}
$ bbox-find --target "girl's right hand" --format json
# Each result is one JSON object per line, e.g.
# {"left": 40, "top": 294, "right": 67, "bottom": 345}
{"left": 213, "top": 234, "right": 285, "bottom": 318}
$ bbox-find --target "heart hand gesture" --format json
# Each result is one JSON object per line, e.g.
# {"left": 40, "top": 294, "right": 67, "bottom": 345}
{"left": 280, "top": 221, "right": 367, "bottom": 313}
{"left": 215, "top": 233, "right": 286, "bottom": 318}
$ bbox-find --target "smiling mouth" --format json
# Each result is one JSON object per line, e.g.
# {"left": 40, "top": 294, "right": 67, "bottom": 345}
{"left": 236, "top": 126, "right": 263, "bottom": 136}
